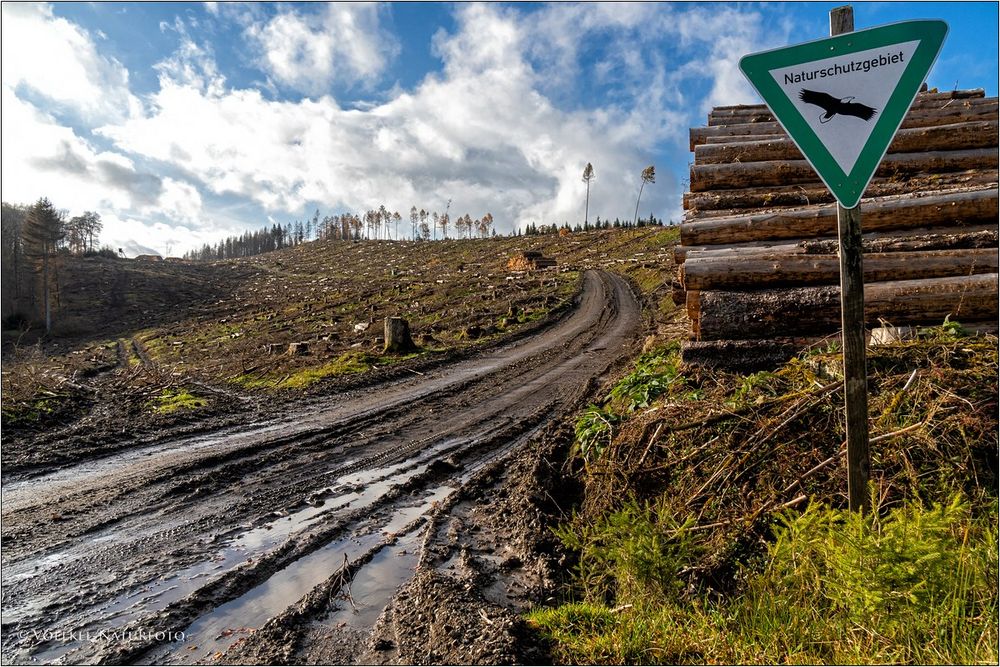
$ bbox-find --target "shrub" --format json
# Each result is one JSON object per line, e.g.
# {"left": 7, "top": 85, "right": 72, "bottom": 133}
{"left": 572, "top": 405, "right": 621, "bottom": 465}
{"left": 531, "top": 494, "right": 998, "bottom": 665}
{"left": 741, "top": 493, "right": 999, "bottom": 663}
{"left": 553, "top": 497, "right": 699, "bottom": 604}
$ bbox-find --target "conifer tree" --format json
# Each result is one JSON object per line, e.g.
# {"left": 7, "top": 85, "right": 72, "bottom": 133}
{"left": 22, "top": 197, "right": 65, "bottom": 333}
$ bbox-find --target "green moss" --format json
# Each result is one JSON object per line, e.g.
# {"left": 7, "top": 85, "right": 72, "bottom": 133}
{"left": 2, "top": 397, "right": 60, "bottom": 427}
{"left": 230, "top": 373, "right": 276, "bottom": 389}
{"left": 151, "top": 388, "right": 208, "bottom": 414}
{"left": 276, "top": 351, "right": 376, "bottom": 389}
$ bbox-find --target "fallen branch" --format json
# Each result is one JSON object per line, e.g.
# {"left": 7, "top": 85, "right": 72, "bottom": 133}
{"left": 779, "top": 421, "right": 927, "bottom": 497}
{"left": 634, "top": 422, "right": 664, "bottom": 469}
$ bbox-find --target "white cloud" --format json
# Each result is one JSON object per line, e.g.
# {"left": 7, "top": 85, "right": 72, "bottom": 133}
{"left": 99, "top": 3, "right": 708, "bottom": 233}
{"left": 5, "top": 2, "right": 789, "bottom": 255}
{"left": 0, "top": 87, "right": 221, "bottom": 257}
{"left": 150, "top": 178, "right": 204, "bottom": 225}
{"left": 100, "top": 211, "right": 238, "bottom": 258}
{"left": 1, "top": 87, "right": 158, "bottom": 212}
{"left": 154, "top": 27, "right": 226, "bottom": 95}
{"left": 0, "top": 2, "right": 142, "bottom": 123}
{"left": 246, "top": 3, "right": 398, "bottom": 95}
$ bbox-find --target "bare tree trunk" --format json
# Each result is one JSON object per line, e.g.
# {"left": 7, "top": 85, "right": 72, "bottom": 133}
{"left": 681, "top": 248, "right": 998, "bottom": 290}
{"left": 689, "top": 148, "right": 997, "bottom": 192}
{"left": 633, "top": 181, "right": 645, "bottom": 225}
{"left": 43, "top": 249, "right": 51, "bottom": 334}
{"left": 694, "top": 120, "right": 998, "bottom": 164}
{"left": 680, "top": 188, "right": 998, "bottom": 246}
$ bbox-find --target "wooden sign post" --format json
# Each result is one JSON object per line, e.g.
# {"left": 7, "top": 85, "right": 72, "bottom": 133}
{"left": 739, "top": 7, "right": 948, "bottom": 513}
{"left": 831, "top": 7, "right": 870, "bottom": 513}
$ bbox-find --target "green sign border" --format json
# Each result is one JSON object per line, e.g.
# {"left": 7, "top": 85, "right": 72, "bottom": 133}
{"left": 740, "top": 20, "right": 948, "bottom": 209}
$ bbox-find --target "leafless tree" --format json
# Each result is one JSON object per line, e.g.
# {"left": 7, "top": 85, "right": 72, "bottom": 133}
{"left": 633, "top": 165, "right": 655, "bottom": 225}
{"left": 582, "top": 162, "right": 594, "bottom": 227}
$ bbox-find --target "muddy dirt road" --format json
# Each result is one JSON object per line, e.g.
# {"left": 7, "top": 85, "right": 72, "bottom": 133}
{"left": 1, "top": 269, "right": 641, "bottom": 665}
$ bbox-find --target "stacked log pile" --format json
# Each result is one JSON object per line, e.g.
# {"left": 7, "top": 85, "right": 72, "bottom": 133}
{"left": 507, "top": 251, "right": 557, "bottom": 271}
{"left": 677, "top": 89, "right": 999, "bottom": 370}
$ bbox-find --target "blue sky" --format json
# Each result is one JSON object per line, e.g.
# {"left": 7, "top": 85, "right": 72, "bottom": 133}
{"left": 2, "top": 2, "right": 996, "bottom": 255}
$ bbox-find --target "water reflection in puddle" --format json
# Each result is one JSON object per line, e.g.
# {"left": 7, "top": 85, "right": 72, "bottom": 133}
{"left": 144, "top": 485, "right": 454, "bottom": 665}
{"left": 15, "top": 441, "right": 462, "bottom": 665}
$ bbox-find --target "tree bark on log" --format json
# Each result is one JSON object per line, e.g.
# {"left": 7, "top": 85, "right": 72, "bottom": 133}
{"left": 683, "top": 322, "right": 999, "bottom": 370}
{"left": 674, "top": 224, "right": 999, "bottom": 264}
{"left": 707, "top": 91, "right": 991, "bottom": 125}
{"left": 689, "top": 149, "right": 997, "bottom": 193}
{"left": 680, "top": 188, "right": 998, "bottom": 246}
{"left": 694, "top": 121, "right": 998, "bottom": 165}
{"left": 702, "top": 134, "right": 787, "bottom": 145}
{"left": 690, "top": 101, "right": 999, "bottom": 149}
{"left": 680, "top": 248, "right": 998, "bottom": 290}
{"left": 681, "top": 338, "right": 825, "bottom": 372}
{"left": 383, "top": 316, "right": 417, "bottom": 353}
{"left": 683, "top": 169, "right": 998, "bottom": 213}
{"left": 693, "top": 273, "right": 999, "bottom": 340}
{"left": 686, "top": 290, "right": 701, "bottom": 334}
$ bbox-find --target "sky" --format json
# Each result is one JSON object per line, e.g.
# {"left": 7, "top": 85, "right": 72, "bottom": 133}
{"left": 2, "top": 2, "right": 997, "bottom": 256}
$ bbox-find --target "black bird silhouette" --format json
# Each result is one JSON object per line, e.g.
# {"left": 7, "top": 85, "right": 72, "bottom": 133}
{"left": 799, "top": 89, "right": 877, "bottom": 123}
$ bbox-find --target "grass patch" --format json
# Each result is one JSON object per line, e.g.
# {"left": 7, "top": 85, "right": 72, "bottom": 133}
{"left": 640, "top": 226, "right": 681, "bottom": 248}
{"left": 627, "top": 267, "right": 664, "bottom": 294}
{"left": 276, "top": 352, "right": 376, "bottom": 389}
{"left": 151, "top": 388, "right": 208, "bottom": 414}
{"left": 530, "top": 495, "right": 998, "bottom": 665}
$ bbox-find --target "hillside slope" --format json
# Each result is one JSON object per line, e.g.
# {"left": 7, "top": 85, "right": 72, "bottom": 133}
{"left": 1, "top": 227, "right": 680, "bottom": 470}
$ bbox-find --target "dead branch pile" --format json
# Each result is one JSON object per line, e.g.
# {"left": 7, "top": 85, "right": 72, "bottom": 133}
{"left": 579, "top": 332, "right": 998, "bottom": 579}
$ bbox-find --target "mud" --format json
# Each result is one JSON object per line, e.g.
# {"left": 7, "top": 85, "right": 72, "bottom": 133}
{"left": 0, "top": 269, "right": 641, "bottom": 665}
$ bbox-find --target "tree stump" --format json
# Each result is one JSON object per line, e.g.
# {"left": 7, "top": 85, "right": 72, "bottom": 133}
{"left": 383, "top": 317, "right": 417, "bottom": 354}
{"left": 288, "top": 341, "right": 309, "bottom": 356}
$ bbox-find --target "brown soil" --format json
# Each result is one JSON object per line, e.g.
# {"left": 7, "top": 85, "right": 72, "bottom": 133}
{"left": 1, "top": 269, "right": 642, "bottom": 665}
{"left": 2, "top": 227, "right": 678, "bottom": 474}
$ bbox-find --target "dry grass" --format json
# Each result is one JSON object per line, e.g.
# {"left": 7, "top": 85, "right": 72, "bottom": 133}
{"left": 574, "top": 328, "right": 998, "bottom": 582}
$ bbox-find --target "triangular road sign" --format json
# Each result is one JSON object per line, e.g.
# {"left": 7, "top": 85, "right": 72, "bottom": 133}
{"left": 740, "top": 20, "right": 948, "bottom": 208}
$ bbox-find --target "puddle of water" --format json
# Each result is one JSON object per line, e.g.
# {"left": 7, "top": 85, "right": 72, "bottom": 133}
{"left": 0, "top": 422, "right": 291, "bottom": 500}
{"left": 144, "top": 531, "right": 386, "bottom": 665}
{"left": 323, "top": 528, "right": 422, "bottom": 631}
{"left": 9, "top": 450, "right": 454, "bottom": 665}
{"left": 10, "top": 432, "right": 499, "bottom": 664}
{"left": 144, "top": 483, "right": 454, "bottom": 665}
{"left": 6, "top": 436, "right": 464, "bottom": 626}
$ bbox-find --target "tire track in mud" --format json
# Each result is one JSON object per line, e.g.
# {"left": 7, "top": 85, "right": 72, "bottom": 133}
{"left": 0, "top": 270, "right": 641, "bottom": 665}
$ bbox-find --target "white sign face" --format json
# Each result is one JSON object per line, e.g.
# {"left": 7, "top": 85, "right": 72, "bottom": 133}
{"left": 740, "top": 20, "right": 948, "bottom": 208}
{"left": 768, "top": 40, "right": 919, "bottom": 174}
